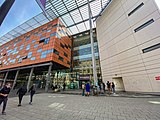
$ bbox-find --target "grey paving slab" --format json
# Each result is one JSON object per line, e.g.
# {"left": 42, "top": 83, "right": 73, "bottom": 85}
{"left": 0, "top": 93, "right": 160, "bottom": 120}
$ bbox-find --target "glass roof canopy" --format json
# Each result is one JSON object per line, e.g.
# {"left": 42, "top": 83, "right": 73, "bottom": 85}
{"left": 0, "top": 0, "right": 112, "bottom": 46}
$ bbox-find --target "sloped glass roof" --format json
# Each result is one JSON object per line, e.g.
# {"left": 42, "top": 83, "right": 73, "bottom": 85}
{"left": 0, "top": 0, "right": 112, "bottom": 46}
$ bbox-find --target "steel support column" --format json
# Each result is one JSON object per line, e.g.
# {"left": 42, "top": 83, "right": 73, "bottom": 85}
{"left": 27, "top": 68, "right": 34, "bottom": 91}
{"left": 3, "top": 71, "right": 9, "bottom": 86}
{"left": 87, "top": 0, "right": 98, "bottom": 85}
{"left": 45, "top": 64, "right": 52, "bottom": 92}
{"left": 12, "top": 70, "right": 20, "bottom": 90}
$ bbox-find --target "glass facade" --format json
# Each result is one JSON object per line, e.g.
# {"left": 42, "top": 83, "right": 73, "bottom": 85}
{"left": 72, "top": 29, "right": 101, "bottom": 86}
{"left": 51, "top": 29, "right": 102, "bottom": 89}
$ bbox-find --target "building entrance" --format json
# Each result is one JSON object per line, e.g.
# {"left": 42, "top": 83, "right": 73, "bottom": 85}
{"left": 112, "top": 77, "right": 125, "bottom": 91}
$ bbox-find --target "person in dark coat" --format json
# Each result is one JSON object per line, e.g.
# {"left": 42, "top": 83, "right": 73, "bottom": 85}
{"left": 85, "top": 82, "right": 90, "bottom": 96}
{"left": 102, "top": 82, "right": 105, "bottom": 92}
{"left": 0, "top": 82, "right": 11, "bottom": 115}
{"left": 29, "top": 84, "right": 36, "bottom": 105}
{"left": 63, "top": 82, "right": 66, "bottom": 91}
{"left": 106, "top": 81, "right": 111, "bottom": 94}
{"left": 17, "top": 84, "right": 27, "bottom": 106}
{"left": 111, "top": 82, "right": 115, "bottom": 94}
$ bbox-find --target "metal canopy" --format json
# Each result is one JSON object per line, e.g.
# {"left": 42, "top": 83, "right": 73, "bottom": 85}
{"left": 0, "top": 0, "right": 111, "bottom": 46}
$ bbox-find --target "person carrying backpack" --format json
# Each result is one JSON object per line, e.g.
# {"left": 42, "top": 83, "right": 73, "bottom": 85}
{"left": 28, "top": 84, "right": 36, "bottom": 105}
{"left": 17, "top": 84, "right": 27, "bottom": 106}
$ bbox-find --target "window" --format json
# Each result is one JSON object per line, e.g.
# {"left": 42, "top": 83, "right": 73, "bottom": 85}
{"left": 20, "top": 44, "right": 24, "bottom": 50}
{"left": 18, "top": 58, "right": 22, "bottom": 63}
{"left": 142, "top": 43, "right": 160, "bottom": 53}
{"left": 65, "top": 44, "right": 68, "bottom": 49}
{"left": 13, "top": 43, "right": 17, "bottom": 47}
{"left": 37, "top": 33, "right": 42, "bottom": 36}
{"left": 37, "top": 49, "right": 42, "bottom": 53}
{"left": 34, "top": 32, "right": 38, "bottom": 36}
{"left": 26, "top": 44, "right": 30, "bottom": 50}
{"left": 47, "top": 49, "right": 53, "bottom": 54}
{"left": 60, "top": 43, "right": 64, "bottom": 48}
{"left": 41, "top": 51, "right": 47, "bottom": 59}
{"left": 53, "top": 49, "right": 59, "bottom": 55}
{"left": 39, "top": 37, "right": 46, "bottom": 43}
{"left": 64, "top": 52, "right": 68, "bottom": 57}
{"left": 10, "top": 59, "right": 16, "bottom": 64}
{"left": 32, "top": 40, "right": 36, "bottom": 43}
{"left": 22, "top": 56, "right": 27, "bottom": 60}
{"left": 50, "top": 32, "right": 56, "bottom": 37}
{"left": 34, "top": 44, "right": 38, "bottom": 48}
{"left": 41, "top": 54, "right": 46, "bottom": 59}
{"left": 28, "top": 52, "right": 32, "bottom": 58}
{"left": 67, "top": 61, "right": 70, "bottom": 65}
{"left": 134, "top": 19, "right": 154, "bottom": 32}
{"left": 48, "top": 24, "right": 52, "bottom": 27}
{"left": 16, "top": 55, "right": 20, "bottom": 58}
{"left": 31, "top": 57, "right": 36, "bottom": 60}
{"left": 56, "top": 33, "right": 61, "bottom": 39}
{"left": 59, "top": 56, "right": 63, "bottom": 61}
{"left": 3, "top": 53, "right": 6, "bottom": 56}
{"left": 68, "top": 45, "right": 71, "bottom": 49}
{"left": 44, "top": 38, "right": 50, "bottom": 44}
{"left": 52, "top": 24, "right": 59, "bottom": 28}
{"left": 42, "top": 28, "right": 47, "bottom": 32}
{"left": 128, "top": 3, "right": 144, "bottom": 16}
{"left": 26, "top": 36, "right": 30, "bottom": 41}
{"left": 46, "top": 29, "right": 51, "bottom": 33}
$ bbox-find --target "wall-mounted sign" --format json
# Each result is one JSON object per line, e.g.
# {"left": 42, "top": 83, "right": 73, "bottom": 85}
{"left": 155, "top": 76, "right": 160, "bottom": 80}
{"left": 79, "top": 75, "right": 90, "bottom": 81}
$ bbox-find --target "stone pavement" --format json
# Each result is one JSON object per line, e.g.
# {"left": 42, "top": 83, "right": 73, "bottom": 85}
{"left": 1, "top": 93, "right": 160, "bottom": 120}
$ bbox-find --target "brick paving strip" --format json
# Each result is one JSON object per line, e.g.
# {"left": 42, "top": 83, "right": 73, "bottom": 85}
{"left": 1, "top": 93, "right": 160, "bottom": 120}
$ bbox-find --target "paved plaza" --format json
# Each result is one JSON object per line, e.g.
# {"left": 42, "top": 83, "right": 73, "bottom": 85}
{"left": 0, "top": 93, "right": 160, "bottom": 120}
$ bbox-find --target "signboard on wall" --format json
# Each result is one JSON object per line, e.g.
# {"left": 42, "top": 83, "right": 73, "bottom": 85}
{"left": 79, "top": 75, "right": 90, "bottom": 81}
{"left": 155, "top": 76, "right": 160, "bottom": 80}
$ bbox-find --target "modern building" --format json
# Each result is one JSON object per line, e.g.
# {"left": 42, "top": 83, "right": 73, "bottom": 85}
{"left": 0, "top": 0, "right": 107, "bottom": 91}
{"left": 71, "top": 29, "right": 101, "bottom": 88}
{"left": 1, "top": 0, "right": 160, "bottom": 93}
{"left": 0, "top": 18, "right": 71, "bottom": 90}
{"left": 0, "top": 19, "right": 101, "bottom": 90}
{"left": 36, "top": 29, "right": 102, "bottom": 89}
{"left": 96, "top": 0, "right": 160, "bottom": 92}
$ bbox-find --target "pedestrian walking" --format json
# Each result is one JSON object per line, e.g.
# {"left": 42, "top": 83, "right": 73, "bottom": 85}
{"left": 85, "top": 82, "right": 90, "bottom": 96}
{"left": 111, "top": 82, "right": 116, "bottom": 94}
{"left": 17, "top": 84, "right": 27, "bottom": 106}
{"left": 0, "top": 82, "right": 11, "bottom": 115}
{"left": 63, "top": 82, "right": 66, "bottom": 91}
{"left": 106, "top": 81, "right": 111, "bottom": 94}
{"left": 102, "top": 82, "right": 105, "bottom": 93}
{"left": 29, "top": 84, "right": 36, "bottom": 105}
{"left": 82, "top": 83, "right": 85, "bottom": 96}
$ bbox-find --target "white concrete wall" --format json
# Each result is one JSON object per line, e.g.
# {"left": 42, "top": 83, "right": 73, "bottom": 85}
{"left": 96, "top": 0, "right": 160, "bottom": 92}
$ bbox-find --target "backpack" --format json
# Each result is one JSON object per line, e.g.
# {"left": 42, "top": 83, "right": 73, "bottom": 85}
{"left": 19, "top": 86, "right": 27, "bottom": 95}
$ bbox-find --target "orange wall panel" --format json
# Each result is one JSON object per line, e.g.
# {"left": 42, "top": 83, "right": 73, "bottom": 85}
{"left": 0, "top": 18, "right": 71, "bottom": 71}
